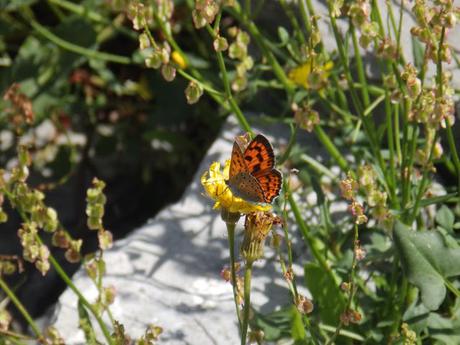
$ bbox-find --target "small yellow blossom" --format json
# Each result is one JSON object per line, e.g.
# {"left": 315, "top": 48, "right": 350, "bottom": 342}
{"left": 171, "top": 51, "right": 187, "bottom": 69}
{"left": 288, "top": 60, "right": 333, "bottom": 89}
{"left": 201, "top": 161, "right": 271, "bottom": 214}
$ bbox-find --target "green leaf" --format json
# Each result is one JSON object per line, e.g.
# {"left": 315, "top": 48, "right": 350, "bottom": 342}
{"left": 290, "top": 306, "right": 306, "bottom": 341}
{"left": 304, "top": 263, "right": 346, "bottom": 325}
{"left": 251, "top": 307, "right": 291, "bottom": 341}
{"left": 393, "top": 221, "right": 460, "bottom": 310}
{"left": 277, "top": 27, "right": 289, "bottom": 45}
{"left": 436, "top": 205, "right": 455, "bottom": 232}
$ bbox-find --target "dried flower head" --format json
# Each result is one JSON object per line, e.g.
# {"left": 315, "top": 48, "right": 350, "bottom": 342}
{"left": 340, "top": 173, "right": 359, "bottom": 201}
{"left": 293, "top": 103, "right": 320, "bottom": 132}
{"left": 3, "top": 83, "right": 34, "bottom": 131}
{"left": 296, "top": 295, "right": 314, "bottom": 314}
{"left": 240, "top": 211, "right": 281, "bottom": 263}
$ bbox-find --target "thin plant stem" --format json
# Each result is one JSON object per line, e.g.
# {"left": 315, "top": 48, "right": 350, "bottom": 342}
{"left": 327, "top": 3, "right": 386, "bottom": 176}
{"left": 143, "top": 19, "right": 227, "bottom": 115}
{"left": 41, "top": 238, "right": 115, "bottom": 345}
{"left": 319, "top": 324, "right": 364, "bottom": 342}
{"left": 176, "top": 68, "right": 224, "bottom": 96}
{"left": 350, "top": 28, "right": 370, "bottom": 107}
{"left": 278, "top": 123, "right": 297, "bottom": 165}
{"left": 2, "top": 188, "right": 114, "bottom": 345}
{"left": 407, "top": 131, "right": 439, "bottom": 223}
{"left": 279, "top": 179, "right": 318, "bottom": 344}
{"left": 22, "top": 10, "right": 131, "bottom": 64}
{"left": 314, "top": 125, "right": 349, "bottom": 172}
{"left": 444, "top": 121, "right": 460, "bottom": 195}
{"left": 228, "top": 7, "right": 295, "bottom": 95}
{"left": 0, "top": 328, "right": 32, "bottom": 343}
{"left": 47, "top": 0, "right": 136, "bottom": 39}
{"left": 204, "top": 24, "right": 253, "bottom": 134}
{"left": 226, "top": 222, "right": 243, "bottom": 332}
{"left": 326, "top": 223, "right": 360, "bottom": 345}
{"left": 287, "top": 193, "right": 346, "bottom": 307}
{"left": 241, "top": 260, "right": 253, "bottom": 345}
{"left": 279, "top": 0, "right": 306, "bottom": 44}
{"left": 385, "top": 92, "right": 398, "bottom": 208}
{"left": 0, "top": 277, "right": 42, "bottom": 339}
{"left": 394, "top": 103, "right": 402, "bottom": 163}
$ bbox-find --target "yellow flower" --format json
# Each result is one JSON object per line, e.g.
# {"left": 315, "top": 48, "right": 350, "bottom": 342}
{"left": 201, "top": 161, "right": 271, "bottom": 214}
{"left": 288, "top": 60, "right": 333, "bottom": 89}
{"left": 171, "top": 51, "right": 187, "bottom": 69}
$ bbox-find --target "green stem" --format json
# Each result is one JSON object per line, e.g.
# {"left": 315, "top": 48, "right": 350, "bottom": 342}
{"left": 319, "top": 324, "right": 364, "bottom": 342}
{"left": 205, "top": 24, "right": 253, "bottom": 134}
{"left": 0, "top": 277, "right": 42, "bottom": 339}
{"left": 47, "top": 0, "right": 136, "bottom": 39}
{"left": 385, "top": 92, "right": 398, "bottom": 208}
{"left": 23, "top": 11, "right": 131, "bottom": 64}
{"left": 299, "top": 153, "right": 337, "bottom": 179}
{"left": 47, "top": 253, "right": 115, "bottom": 345}
{"left": 326, "top": 223, "right": 359, "bottom": 345}
{"left": 177, "top": 69, "right": 223, "bottom": 96}
{"left": 279, "top": 0, "right": 306, "bottom": 44}
{"left": 314, "top": 125, "right": 349, "bottom": 172}
{"left": 407, "top": 131, "right": 438, "bottom": 223}
{"left": 388, "top": 276, "right": 408, "bottom": 338}
{"left": 241, "top": 260, "right": 253, "bottom": 345}
{"left": 351, "top": 27, "right": 370, "bottom": 107}
{"left": 444, "top": 122, "right": 460, "bottom": 195}
{"left": 444, "top": 278, "right": 460, "bottom": 298}
{"left": 278, "top": 124, "right": 297, "bottom": 165}
{"left": 327, "top": 3, "right": 385, "bottom": 175}
{"left": 229, "top": 7, "right": 295, "bottom": 95}
{"left": 288, "top": 193, "right": 346, "bottom": 306}
{"left": 226, "top": 222, "right": 243, "bottom": 332}
{"left": 394, "top": 103, "right": 402, "bottom": 163}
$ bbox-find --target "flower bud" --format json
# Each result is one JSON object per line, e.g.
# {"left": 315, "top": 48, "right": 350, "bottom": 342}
{"left": 192, "top": 9, "right": 207, "bottom": 29}
{"left": 229, "top": 42, "right": 247, "bottom": 60}
{"left": 294, "top": 104, "right": 320, "bottom": 132}
{"left": 101, "top": 285, "right": 116, "bottom": 306}
{"left": 0, "top": 309, "right": 12, "bottom": 331}
{"left": 98, "top": 229, "right": 113, "bottom": 250}
{"left": 213, "top": 36, "right": 229, "bottom": 52}
{"left": 161, "top": 64, "right": 176, "bottom": 82}
{"left": 340, "top": 174, "right": 359, "bottom": 200}
{"left": 185, "top": 81, "right": 203, "bottom": 104}
{"left": 296, "top": 295, "right": 314, "bottom": 314}
{"left": 139, "top": 32, "right": 150, "bottom": 50}
{"left": 65, "top": 239, "right": 82, "bottom": 263}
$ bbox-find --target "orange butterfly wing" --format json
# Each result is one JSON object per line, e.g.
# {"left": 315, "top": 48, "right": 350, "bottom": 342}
{"left": 229, "top": 141, "right": 249, "bottom": 178}
{"left": 227, "top": 172, "right": 266, "bottom": 203}
{"left": 243, "top": 134, "right": 275, "bottom": 178}
{"left": 255, "top": 169, "right": 282, "bottom": 203}
{"left": 228, "top": 134, "right": 282, "bottom": 204}
{"left": 227, "top": 141, "right": 266, "bottom": 203}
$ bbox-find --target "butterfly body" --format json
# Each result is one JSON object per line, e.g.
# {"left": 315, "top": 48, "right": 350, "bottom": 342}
{"left": 226, "top": 134, "right": 282, "bottom": 204}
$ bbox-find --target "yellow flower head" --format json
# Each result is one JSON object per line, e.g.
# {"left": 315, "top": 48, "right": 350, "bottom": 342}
{"left": 288, "top": 60, "right": 333, "bottom": 89}
{"left": 201, "top": 161, "right": 272, "bottom": 214}
{"left": 171, "top": 51, "right": 187, "bottom": 69}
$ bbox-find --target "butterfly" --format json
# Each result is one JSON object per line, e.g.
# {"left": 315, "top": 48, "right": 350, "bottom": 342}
{"left": 226, "top": 134, "right": 282, "bottom": 204}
